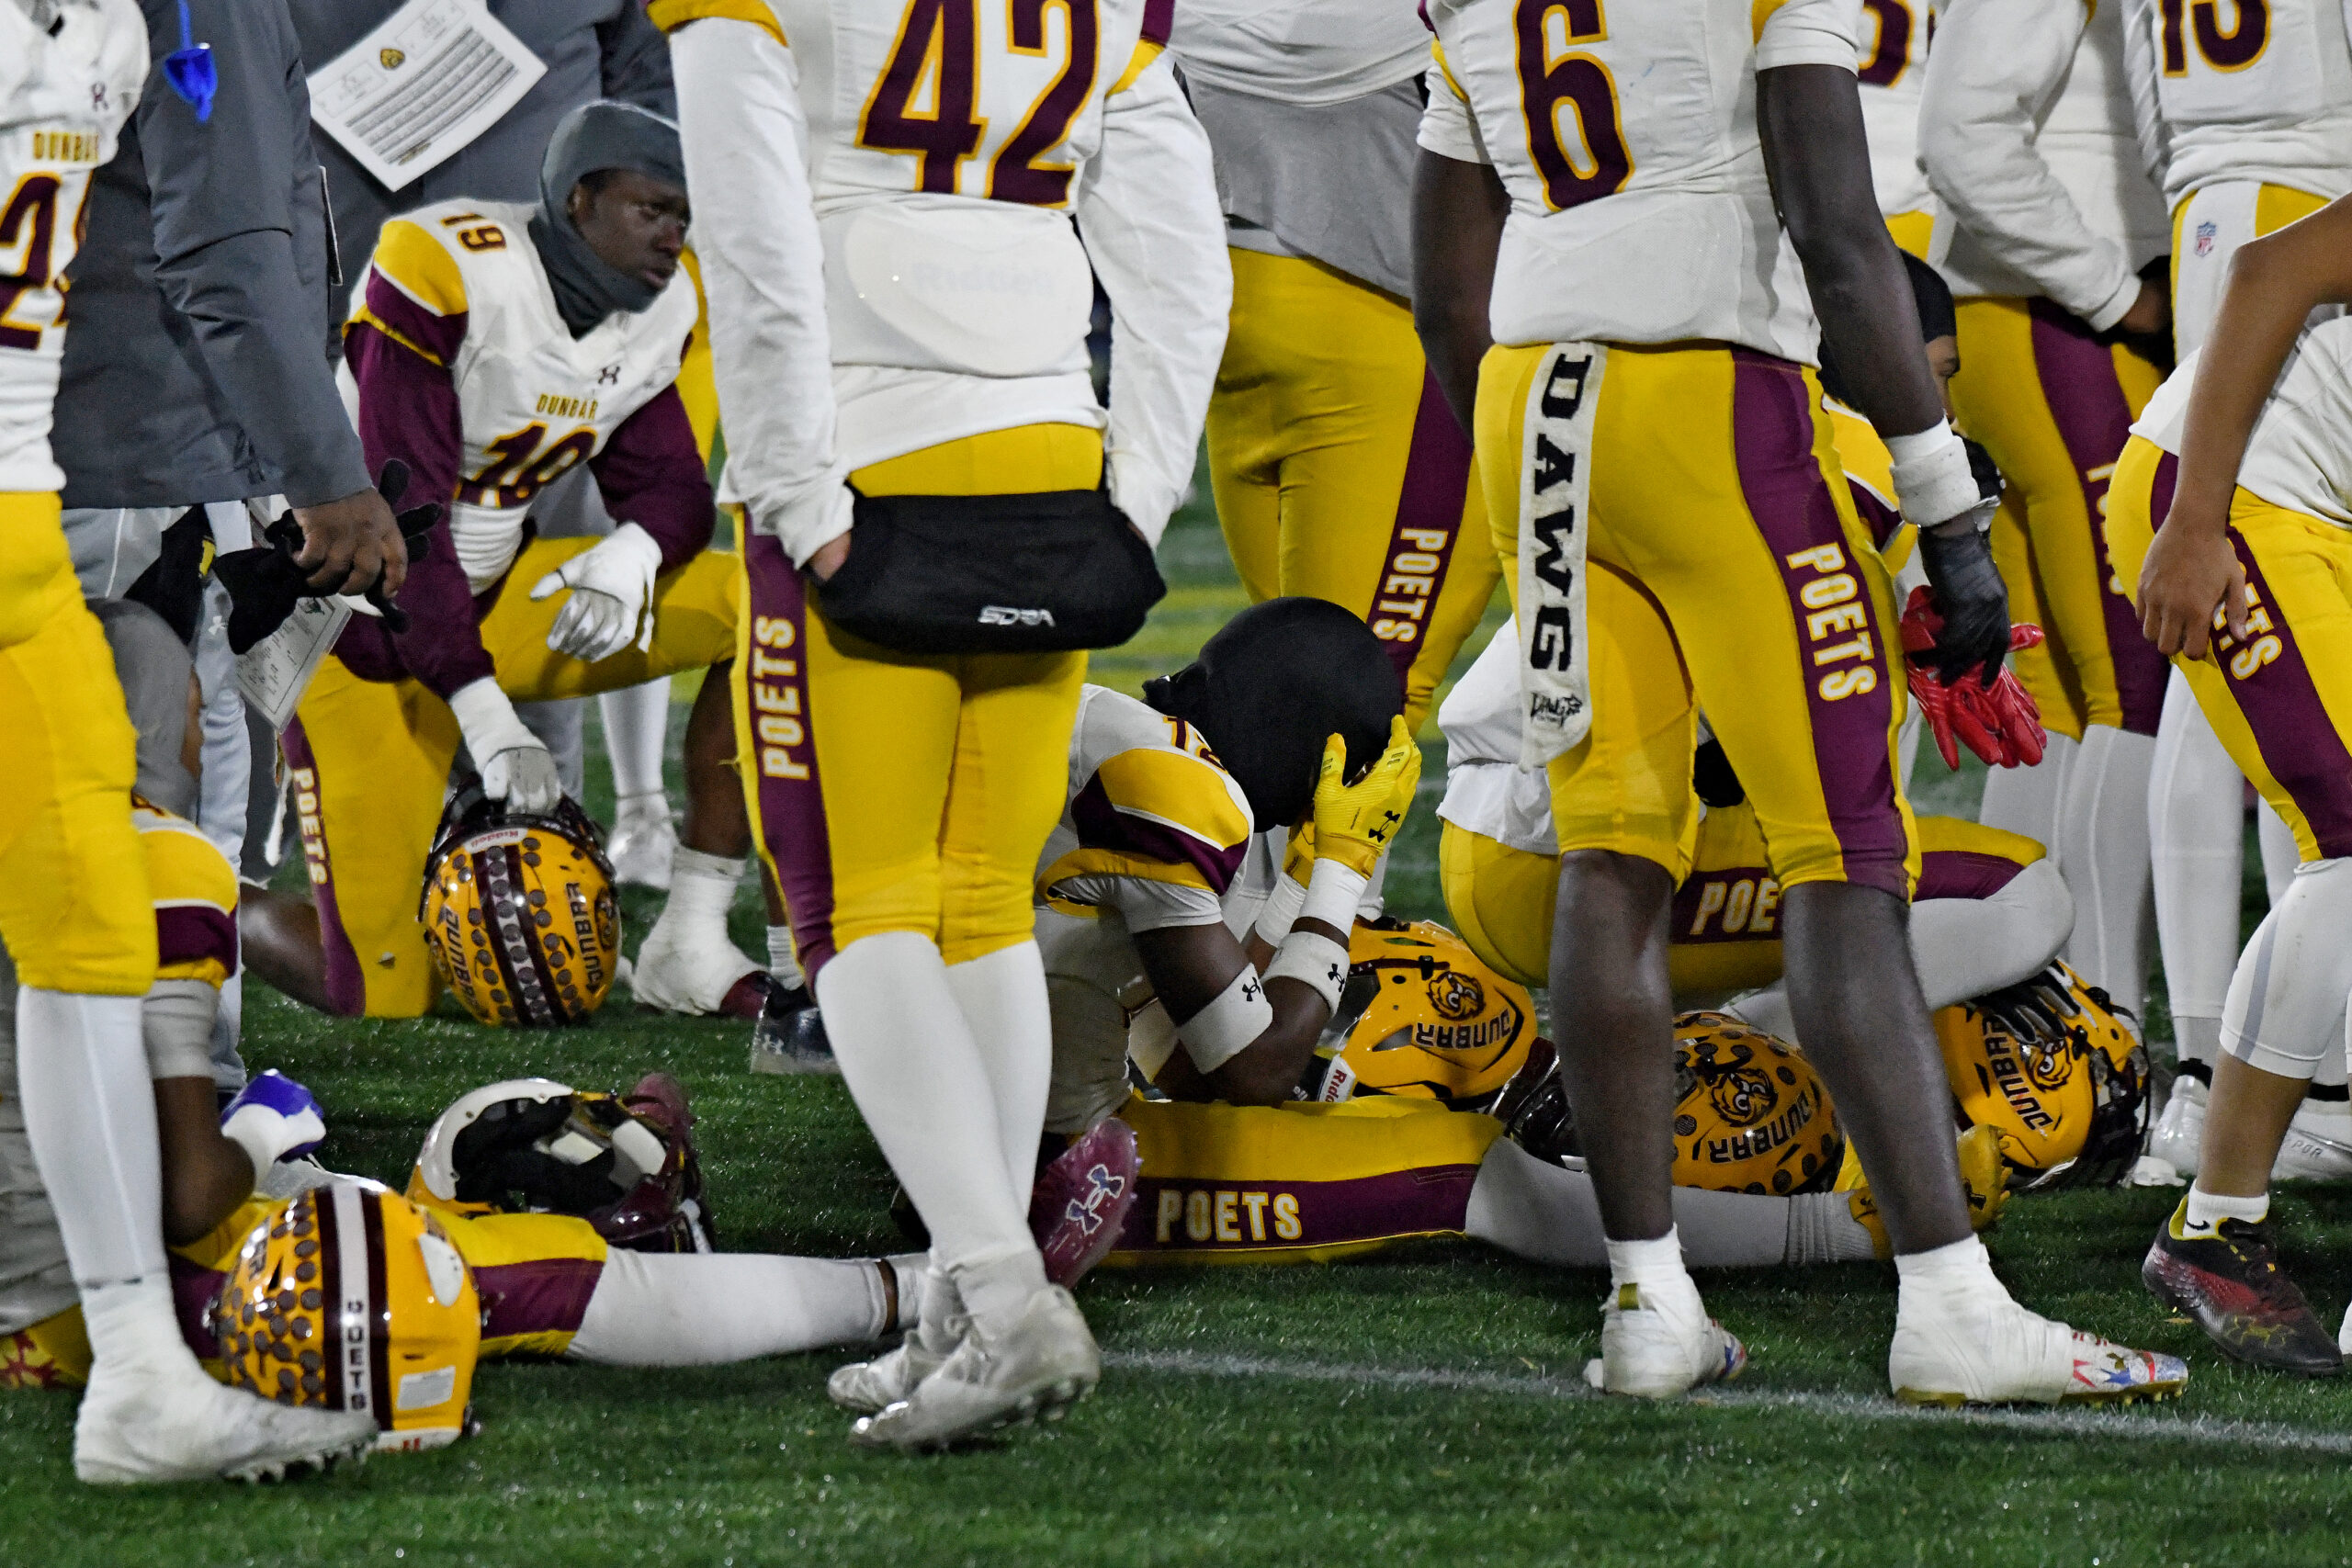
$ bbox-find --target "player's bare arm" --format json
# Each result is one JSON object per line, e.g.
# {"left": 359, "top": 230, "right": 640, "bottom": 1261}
{"left": 2140, "top": 196, "right": 2352, "bottom": 658}
{"left": 1133, "top": 915, "right": 1346, "bottom": 1107}
{"left": 1409, "top": 150, "right": 1511, "bottom": 438}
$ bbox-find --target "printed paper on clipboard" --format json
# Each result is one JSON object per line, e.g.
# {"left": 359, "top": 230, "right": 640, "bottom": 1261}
{"left": 308, "top": 0, "right": 547, "bottom": 194}
{"left": 237, "top": 597, "right": 353, "bottom": 733}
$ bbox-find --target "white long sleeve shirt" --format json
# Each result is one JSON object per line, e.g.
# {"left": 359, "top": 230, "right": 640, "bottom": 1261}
{"left": 660, "top": 0, "right": 1228, "bottom": 563}
{"left": 1919, "top": 0, "right": 2168, "bottom": 326}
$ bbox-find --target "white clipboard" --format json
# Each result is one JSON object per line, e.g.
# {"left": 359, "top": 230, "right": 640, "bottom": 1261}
{"left": 236, "top": 597, "right": 353, "bottom": 733}
{"left": 307, "top": 0, "right": 548, "bottom": 194}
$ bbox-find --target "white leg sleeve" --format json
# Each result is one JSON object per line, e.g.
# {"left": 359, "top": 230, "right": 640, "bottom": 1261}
{"left": 2221, "top": 858, "right": 2352, "bottom": 1081}
{"left": 15, "top": 989, "right": 164, "bottom": 1290}
{"left": 2258, "top": 801, "right": 2301, "bottom": 905}
{"left": 1463, "top": 1140, "right": 1826, "bottom": 1269}
{"left": 815, "top": 933, "right": 1039, "bottom": 1284}
{"left": 1045, "top": 973, "right": 1130, "bottom": 1138}
{"left": 1977, "top": 728, "right": 2076, "bottom": 857}
{"left": 2056, "top": 725, "right": 2156, "bottom": 1018}
{"left": 566, "top": 1249, "right": 889, "bottom": 1365}
{"left": 1908, "top": 860, "right": 2075, "bottom": 1010}
{"left": 2150, "top": 675, "right": 2245, "bottom": 1030}
{"left": 599, "top": 678, "right": 673, "bottom": 802}
{"left": 514, "top": 697, "right": 587, "bottom": 802}
{"left": 944, "top": 941, "right": 1055, "bottom": 1201}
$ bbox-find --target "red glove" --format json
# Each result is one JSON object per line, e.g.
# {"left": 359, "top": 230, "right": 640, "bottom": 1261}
{"left": 1901, "top": 587, "right": 2047, "bottom": 770}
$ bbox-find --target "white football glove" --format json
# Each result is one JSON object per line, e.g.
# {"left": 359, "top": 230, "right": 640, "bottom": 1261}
{"left": 529, "top": 522, "right": 663, "bottom": 661}
{"left": 448, "top": 677, "right": 563, "bottom": 813}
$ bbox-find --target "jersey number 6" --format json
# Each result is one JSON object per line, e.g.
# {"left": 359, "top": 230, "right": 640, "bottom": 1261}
{"left": 1513, "top": 0, "right": 1633, "bottom": 212}
{"left": 860, "top": 0, "right": 1102, "bottom": 205}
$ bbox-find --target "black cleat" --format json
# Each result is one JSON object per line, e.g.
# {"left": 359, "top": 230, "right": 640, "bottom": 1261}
{"left": 2143, "top": 1203, "right": 2343, "bottom": 1376}
{"left": 749, "top": 982, "right": 839, "bottom": 1076}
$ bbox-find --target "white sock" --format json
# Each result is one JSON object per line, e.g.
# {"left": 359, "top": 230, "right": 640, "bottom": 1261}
{"left": 1786, "top": 1192, "right": 1883, "bottom": 1265}
{"left": 942, "top": 942, "right": 1054, "bottom": 1201}
{"left": 2258, "top": 801, "right": 2300, "bottom": 903}
{"left": 566, "top": 1249, "right": 890, "bottom": 1364}
{"left": 515, "top": 696, "right": 586, "bottom": 801}
{"left": 616, "top": 787, "right": 671, "bottom": 827}
{"left": 80, "top": 1277, "right": 203, "bottom": 1378}
{"left": 814, "top": 933, "right": 1037, "bottom": 1293}
{"left": 2175, "top": 1015, "right": 2222, "bottom": 1076}
{"left": 883, "top": 1252, "right": 927, "bottom": 1332}
{"left": 2056, "top": 725, "right": 2156, "bottom": 1018}
{"left": 1907, "top": 859, "right": 2075, "bottom": 1010}
{"left": 2183, "top": 1183, "right": 2268, "bottom": 1232}
{"left": 950, "top": 1247, "right": 1051, "bottom": 1330}
{"left": 1604, "top": 1229, "right": 1693, "bottom": 1298}
{"left": 600, "top": 677, "right": 673, "bottom": 801}
{"left": 16, "top": 989, "right": 165, "bottom": 1291}
{"left": 766, "top": 923, "right": 805, "bottom": 991}
{"left": 1893, "top": 1235, "right": 2003, "bottom": 1312}
{"left": 2150, "top": 676, "right": 2244, "bottom": 1031}
{"left": 650, "top": 848, "right": 744, "bottom": 951}
{"left": 1978, "top": 728, "right": 2077, "bottom": 863}
{"left": 1464, "top": 1142, "right": 1804, "bottom": 1269}
{"left": 1355, "top": 848, "right": 1390, "bottom": 923}
{"left": 2220, "top": 859, "right": 2352, "bottom": 1079}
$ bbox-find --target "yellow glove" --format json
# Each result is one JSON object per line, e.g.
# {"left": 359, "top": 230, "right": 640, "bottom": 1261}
{"left": 1281, "top": 822, "right": 1317, "bottom": 886}
{"left": 1310, "top": 715, "right": 1421, "bottom": 877}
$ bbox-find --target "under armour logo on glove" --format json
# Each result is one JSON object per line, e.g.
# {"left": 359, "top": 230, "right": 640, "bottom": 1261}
{"left": 1901, "top": 587, "right": 2047, "bottom": 770}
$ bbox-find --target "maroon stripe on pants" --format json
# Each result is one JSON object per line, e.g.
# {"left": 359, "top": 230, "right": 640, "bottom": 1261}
{"left": 472, "top": 1257, "right": 605, "bottom": 1345}
{"left": 1116, "top": 1165, "right": 1481, "bottom": 1253}
{"left": 1367, "top": 370, "right": 1476, "bottom": 682}
{"left": 2207, "top": 531, "right": 2352, "bottom": 858}
{"left": 741, "top": 535, "right": 838, "bottom": 977}
{"left": 2028, "top": 301, "right": 2168, "bottom": 735}
{"left": 1729, "top": 352, "right": 1908, "bottom": 897}
{"left": 277, "top": 715, "right": 367, "bottom": 1016}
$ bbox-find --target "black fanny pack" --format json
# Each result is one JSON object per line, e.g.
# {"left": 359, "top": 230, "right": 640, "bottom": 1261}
{"left": 811, "top": 487, "right": 1166, "bottom": 655}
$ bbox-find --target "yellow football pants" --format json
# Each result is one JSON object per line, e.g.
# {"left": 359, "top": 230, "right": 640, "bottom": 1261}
{"left": 738, "top": 425, "right": 1092, "bottom": 976}
{"left": 1207, "top": 249, "right": 1500, "bottom": 730}
{"left": 1476, "top": 343, "right": 1919, "bottom": 897}
{"left": 286, "top": 540, "right": 741, "bottom": 1016}
{"left": 2106, "top": 438, "right": 2352, "bottom": 864}
{"left": 0, "top": 491, "right": 153, "bottom": 994}
{"left": 1947, "top": 298, "right": 2167, "bottom": 739}
{"left": 1101, "top": 1094, "right": 1505, "bottom": 1267}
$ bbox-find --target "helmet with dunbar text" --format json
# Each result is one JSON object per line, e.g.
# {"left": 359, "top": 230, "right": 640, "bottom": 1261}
{"left": 419, "top": 786, "right": 621, "bottom": 1027}
{"left": 1309, "top": 919, "right": 1536, "bottom": 1111}
{"left": 211, "top": 1180, "right": 481, "bottom": 1452}
{"left": 1669, "top": 1012, "right": 1843, "bottom": 1195}
{"left": 1144, "top": 597, "right": 1403, "bottom": 831}
{"left": 406, "top": 1073, "right": 716, "bottom": 1252}
{"left": 1936, "top": 962, "right": 2150, "bottom": 1190}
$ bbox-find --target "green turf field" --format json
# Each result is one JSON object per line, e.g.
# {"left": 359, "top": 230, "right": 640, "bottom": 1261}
{"left": 6, "top": 482, "right": 2346, "bottom": 1568}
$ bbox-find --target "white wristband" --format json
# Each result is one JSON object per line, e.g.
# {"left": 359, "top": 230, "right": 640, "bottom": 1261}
{"left": 1885, "top": 422, "right": 1984, "bottom": 532}
{"left": 1250, "top": 870, "right": 1309, "bottom": 949}
{"left": 1173, "top": 965, "right": 1274, "bottom": 1073}
{"left": 1297, "top": 856, "right": 1369, "bottom": 939}
{"left": 1264, "top": 929, "right": 1349, "bottom": 1016}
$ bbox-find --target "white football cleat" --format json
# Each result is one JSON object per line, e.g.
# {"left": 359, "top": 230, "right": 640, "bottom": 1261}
{"left": 628, "top": 921, "right": 763, "bottom": 1016}
{"left": 1890, "top": 1287, "right": 2187, "bottom": 1406}
{"left": 605, "top": 797, "right": 678, "bottom": 891}
{"left": 849, "top": 1286, "right": 1099, "bottom": 1451}
{"left": 1580, "top": 1282, "right": 1747, "bottom": 1399}
{"left": 2274, "top": 1100, "right": 2352, "bottom": 1183}
{"left": 829, "top": 1335, "right": 955, "bottom": 1416}
{"left": 74, "top": 1351, "right": 376, "bottom": 1484}
{"left": 2148, "top": 1076, "right": 2207, "bottom": 1176}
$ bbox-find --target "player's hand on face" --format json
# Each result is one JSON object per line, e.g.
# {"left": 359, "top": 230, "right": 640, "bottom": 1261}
{"left": 1311, "top": 715, "right": 1423, "bottom": 876}
{"left": 291, "top": 486, "right": 408, "bottom": 598}
{"left": 2137, "top": 507, "right": 2249, "bottom": 660}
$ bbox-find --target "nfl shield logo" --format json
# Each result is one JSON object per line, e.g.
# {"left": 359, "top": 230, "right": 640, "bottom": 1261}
{"left": 2194, "top": 220, "right": 2218, "bottom": 258}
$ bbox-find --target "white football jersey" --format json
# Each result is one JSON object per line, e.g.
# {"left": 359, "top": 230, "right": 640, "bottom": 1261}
{"left": 0, "top": 0, "right": 144, "bottom": 494}
{"left": 1855, "top": 0, "right": 1933, "bottom": 219}
{"left": 1170, "top": 0, "right": 1431, "bottom": 107}
{"left": 1418, "top": 0, "right": 1858, "bottom": 364}
{"left": 343, "top": 199, "right": 699, "bottom": 591}
{"left": 2133, "top": 319, "right": 2352, "bottom": 533}
{"left": 2128, "top": 0, "right": 2352, "bottom": 208}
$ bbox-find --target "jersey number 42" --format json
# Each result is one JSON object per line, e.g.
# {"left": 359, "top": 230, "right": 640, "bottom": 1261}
{"left": 858, "top": 0, "right": 1102, "bottom": 206}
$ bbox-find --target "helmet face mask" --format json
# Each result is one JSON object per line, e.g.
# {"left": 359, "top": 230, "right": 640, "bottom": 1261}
{"left": 211, "top": 1182, "right": 481, "bottom": 1451}
{"left": 1936, "top": 963, "right": 2150, "bottom": 1190}
{"left": 1313, "top": 920, "right": 1536, "bottom": 1111}
{"left": 420, "top": 790, "right": 621, "bottom": 1027}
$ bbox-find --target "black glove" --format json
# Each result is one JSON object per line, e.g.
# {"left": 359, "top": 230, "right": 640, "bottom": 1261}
{"left": 211, "top": 462, "right": 440, "bottom": 653}
{"left": 1915, "top": 523, "right": 2012, "bottom": 688}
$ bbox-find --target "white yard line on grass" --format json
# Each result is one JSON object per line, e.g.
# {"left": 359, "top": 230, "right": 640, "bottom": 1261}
{"left": 1105, "top": 1348, "right": 2352, "bottom": 1455}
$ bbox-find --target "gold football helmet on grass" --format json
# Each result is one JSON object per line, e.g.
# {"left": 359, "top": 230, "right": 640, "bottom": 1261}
{"left": 420, "top": 791, "right": 620, "bottom": 1027}
{"left": 211, "top": 1181, "right": 480, "bottom": 1452}
{"left": 1312, "top": 919, "right": 1536, "bottom": 1111}
{"left": 1669, "top": 1011, "right": 1843, "bottom": 1195}
{"left": 1936, "top": 962, "right": 2150, "bottom": 1190}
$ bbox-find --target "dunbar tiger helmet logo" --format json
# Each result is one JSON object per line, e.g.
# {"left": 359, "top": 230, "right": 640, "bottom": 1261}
{"left": 1428, "top": 969, "right": 1485, "bottom": 1021}
{"left": 1678, "top": 1040, "right": 1781, "bottom": 1129}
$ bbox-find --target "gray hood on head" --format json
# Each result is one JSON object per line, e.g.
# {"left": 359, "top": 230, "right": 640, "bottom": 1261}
{"left": 530, "top": 99, "right": 685, "bottom": 338}
{"left": 89, "top": 598, "right": 197, "bottom": 817}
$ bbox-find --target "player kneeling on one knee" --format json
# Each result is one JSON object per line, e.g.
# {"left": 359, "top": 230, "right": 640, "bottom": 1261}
{"left": 241, "top": 101, "right": 768, "bottom": 1023}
